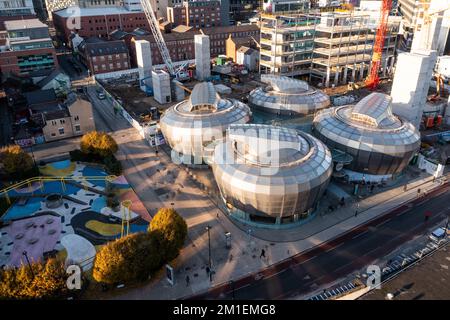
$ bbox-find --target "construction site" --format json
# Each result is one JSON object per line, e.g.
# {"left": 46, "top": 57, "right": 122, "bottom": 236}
{"left": 92, "top": 0, "right": 450, "bottom": 227}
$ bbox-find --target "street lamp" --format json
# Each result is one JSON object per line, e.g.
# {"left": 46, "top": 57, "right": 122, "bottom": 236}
{"left": 22, "top": 251, "right": 34, "bottom": 279}
{"left": 206, "top": 225, "right": 212, "bottom": 282}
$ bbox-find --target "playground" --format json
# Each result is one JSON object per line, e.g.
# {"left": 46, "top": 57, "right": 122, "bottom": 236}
{"left": 0, "top": 160, "right": 150, "bottom": 270}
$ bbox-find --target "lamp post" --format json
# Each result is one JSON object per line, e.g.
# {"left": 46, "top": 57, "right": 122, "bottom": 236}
{"left": 206, "top": 225, "right": 212, "bottom": 282}
{"left": 22, "top": 251, "right": 34, "bottom": 279}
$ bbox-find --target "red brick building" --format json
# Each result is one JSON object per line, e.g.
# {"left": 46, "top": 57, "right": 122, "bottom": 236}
{"left": 77, "top": 38, "right": 131, "bottom": 75}
{"left": 52, "top": 7, "right": 149, "bottom": 46}
{"left": 167, "top": 0, "right": 222, "bottom": 28}
{"left": 129, "top": 24, "right": 260, "bottom": 66}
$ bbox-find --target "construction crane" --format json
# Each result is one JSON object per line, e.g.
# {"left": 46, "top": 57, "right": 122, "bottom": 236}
{"left": 365, "top": 0, "right": 392, "bottom": 90}
{"left": 140, "top": 0, "right": 189, "bottom": 81}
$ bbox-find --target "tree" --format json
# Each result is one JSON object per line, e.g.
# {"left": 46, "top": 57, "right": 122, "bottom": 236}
{"left": 80, "top": 131, "right": 118, "bottom": 158}
{"left": 0, "top": 258, "right": 69, "bottom": 299}
{"left": 92, "top": 232, "right": 162, "bottom": 285}
{"left": 149, "top": 208, "right": 188, "bottom": 261}
{"left": 0, "top": 145, "right": 33, "bottom": 176}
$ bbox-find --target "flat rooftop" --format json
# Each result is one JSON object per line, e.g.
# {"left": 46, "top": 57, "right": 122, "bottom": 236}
{"left": 360, "top": 244, "right": 450, "bottom": 300}
{"left": 4, "top": 19, "right": 47, "bottom": 31}
{"left": 54, "top": 6, "right": 141, "bottom": 18}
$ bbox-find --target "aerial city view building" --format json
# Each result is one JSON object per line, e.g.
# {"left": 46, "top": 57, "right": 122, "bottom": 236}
{"left": 0, "top": 0, "right": 450, "bottom": 308}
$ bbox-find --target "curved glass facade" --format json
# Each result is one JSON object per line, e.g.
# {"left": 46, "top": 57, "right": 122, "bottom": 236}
{"left": 159, "top": 82, "right": 252, "bottom": 163}
{"left": 211, "top": 124, "right": 333, "bottom": 220}
{"left": 248, "top": 75, "right": 330, "bottom": 115}
{"left": 313, "top": 93, "right": 421, "bottom": 176}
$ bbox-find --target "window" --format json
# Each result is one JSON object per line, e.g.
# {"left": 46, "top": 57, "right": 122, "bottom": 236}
{"left": 51, "top": 133, "right": 56, "bottom": 137}
{"left": 60, "top": 119, "right": 65, "bottom": 124}
{"left": 58, "top": 128, "right": 65, "bottom": 135}
{"left": 74, "top": 115, "right": 79, "bottom": 121}
{"left": 75, "top": 125, "right": 81, "bottom": 132}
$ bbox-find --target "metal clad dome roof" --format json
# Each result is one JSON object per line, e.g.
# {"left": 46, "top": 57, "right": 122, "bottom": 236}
{"left": 313, "top": 93, "right": 421, "bottom": 176}
{"left": 248, "top": 75, "right": 330, "bottom": 116}
{"left": 160, "top": 82, "right": 252, "bottom": 162}
{"left": 211, "top": 124, "right": 332, "bottom": 218}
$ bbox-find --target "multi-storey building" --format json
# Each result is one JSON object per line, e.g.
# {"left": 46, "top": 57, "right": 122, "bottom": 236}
{"left": 0, "top": 0, "right": 35, "bottom": 16}
{"left": 259, "top": 13, "right": 319, "bottom": 77}
{"left": 260, "top": 11, "right": 399, "bottom": 87}
{"left": 52, "top": 6, "right": 149, "bottom": 45}
{"left": 129, "top": 24, "right": 259, "bottom": 65}
{"left": 0, "top": 18, "right": 58, "bottom": 77}
{"left": 262, "top": 0, "right": 310, "bottom": 14}
{"left": 229, "top": 0, "right": 259, "bottom": 23}
{"left": 167, "top": 0, "right": 222, "bottom": 28}
{"left": 77, "top": 37, "right": 130, "bottom": 74}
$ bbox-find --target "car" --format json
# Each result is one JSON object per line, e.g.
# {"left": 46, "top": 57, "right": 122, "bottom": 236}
{"left": 97, "top": 92, "right": 106, "bottom": 100}
{"left": 429, "top": 227, "right": 447, "bottom": 244}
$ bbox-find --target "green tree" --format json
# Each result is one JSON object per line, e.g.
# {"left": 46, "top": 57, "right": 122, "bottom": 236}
{"left": 149, "top": 208, "right": 188, "bottom": 261}
{"left": 0, "top": 145, "right": 33, "bottom": 176}
{"left": 80, "top": 131, "right": 118, "bottom": 158}
{"left": 92, "top": 232, "right": 162, "bottom": 285}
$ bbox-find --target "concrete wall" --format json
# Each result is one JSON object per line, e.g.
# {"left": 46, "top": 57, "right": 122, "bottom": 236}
{"left": 135, "top": 39, "right": 152, "bottom": 91}
{"left": 195, "top": 34, "right": 211, "bottom": 80}
{"left": 152, "top": 69, "right": 171, "bottom": 104}
{"left": 391, "top": 50, "right": 437, "bottom": 129}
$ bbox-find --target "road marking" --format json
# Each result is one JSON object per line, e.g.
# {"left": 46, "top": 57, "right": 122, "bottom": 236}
{"left": 352, "top": 230, "right": 369, "bottom": 239}
{"left": 376, "top": 218, "right": 391, "bottom": 228}
{"left": 299, "top": 255, "right": 318, "bottom": 264}
{"left": 325, "top": 242, "right": 344, "bottom": 253}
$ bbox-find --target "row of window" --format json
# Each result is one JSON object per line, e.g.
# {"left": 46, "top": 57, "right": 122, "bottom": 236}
{"left": 50, "top": 125, "right": 81, "bottom": 137}
{"left": 92, "top": 53, "right": 127, "bottom": 61}
{"left": 93, "top": 61, "right": 128, "bottom": 71}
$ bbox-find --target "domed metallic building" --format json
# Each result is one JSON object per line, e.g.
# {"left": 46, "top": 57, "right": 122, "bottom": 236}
{"left": 313, "top": 93, "right": 421, "bottom": 177}
{"left": 159, "top": 82, "right": 252, "bottom": 164}
{"left": 211, "top": 124, "right": 333, "bottom": 226}
{"left": 248, "top": 75, "right": 330, "bottom": 116}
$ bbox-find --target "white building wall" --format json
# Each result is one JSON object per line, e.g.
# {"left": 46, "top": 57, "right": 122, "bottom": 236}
{"left": 391, "top": 50, "right": 437, "bottom": 129}
{"left": 195, "top": 34, "right": 211, "bottom": 81}
{"left": 152, "top": 70, "right": 171, "bottom": 104}
{"left": 135, "top": 40, "right": 153, "bottom": 91}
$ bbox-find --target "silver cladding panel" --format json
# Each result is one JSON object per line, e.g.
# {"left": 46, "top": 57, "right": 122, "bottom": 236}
{"left": 159, "top": 83, "right": 252, "bottom": 160}
{"left": 211, "top": 124, "right": 333, "bottom": 218}
{"left": 312, "top": 93, "right": 421, "bottom": 175}
{"left": 248, "top": 76, "right": 330, "bottom": 116}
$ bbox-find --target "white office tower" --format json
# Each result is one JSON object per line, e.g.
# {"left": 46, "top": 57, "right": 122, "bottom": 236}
{"left": 195, "top": 34, "right": 211, "bottom": 81}
{"left": 135, "top": 40, "right": 152, "bottom": 92}
{"left": 391, "top": 50, "right": 438, "bottom": 129}
{"left": 152, "top": 70, "right": 172, "bottom": 104}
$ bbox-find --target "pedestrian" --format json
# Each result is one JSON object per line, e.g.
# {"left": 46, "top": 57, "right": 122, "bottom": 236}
{"left": 355, "top": 210, "right": 358, "bottom": 217}
{"left": 424, "top": 211, "right": 432, "bottom": 222}
{"left": 417, "top": 188, "right": 421, "bottom": 198}
{"left": 260, "top": 248, "right": 266, "bottom": 259}
{"left": 185, "top": 275, "right": 190, "bottom": 287}
{"left": 370, "top": 185, "right": 375, "bottom": 193}
{"left": 206, "top": 266, "right": 210, "bottom": 276}
{"left": 403, "top": 184, "right": 407, "bottom": 192}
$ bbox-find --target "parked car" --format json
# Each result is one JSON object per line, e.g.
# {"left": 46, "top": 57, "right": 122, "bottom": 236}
{"left": 97, "top": 92, "right": 106, "bottom": 100}
{"left": 429, "top": 227, "right": 447, "bottom": 244}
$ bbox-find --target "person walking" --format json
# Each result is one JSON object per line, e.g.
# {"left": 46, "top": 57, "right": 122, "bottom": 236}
{"left": 417, "top": 188, "right": 421, "bottom": 198}
{"left": 424, "top": 211, "right": 432, "bottom": 222}
{"left": 185, "top": 275, "right": 190, "bottom": 287}
{"left": 260, "top": 248, "right": 266, "bottom": 259}
{"left": 206, "top": 266, "right": 210, "bottom": 277}
{"left": 403, "top": 184, "right": 407, "bottom": 192}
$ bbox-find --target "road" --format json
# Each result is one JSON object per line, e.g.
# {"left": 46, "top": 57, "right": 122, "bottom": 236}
{"left": 191, "top": 185, "right": 450, "bottom": 300}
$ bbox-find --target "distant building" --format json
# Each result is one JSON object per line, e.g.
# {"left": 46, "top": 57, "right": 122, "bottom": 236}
{"left": 52, "top": 6, "right": 149, "bottom": 44}
{"left": 0, "top": 18, "right": 58, "bottom": 78}
{"left": 0, "top": 0, "right": 35, "bottom": 16}
{"left": 130, "top": 24, "right": 259, "bottom": 65}
{"left": 77, "top": 37, "right": 131, "bottom": 74}
{"left": 236, "top": 46, "right": 258, "bottom": 71}
{"left": 167, "top": 0, "right": 222, "bottom": 28}
{"left": 225, "top": 34, "right": 257, "bottom": 62}
{"left": 229, "top": 0, "right": 258, "bottom": 23}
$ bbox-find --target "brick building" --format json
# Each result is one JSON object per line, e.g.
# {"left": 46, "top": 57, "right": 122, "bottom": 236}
{"left": 52, "top": 6, "right": 150, "bottom": 45}
{"left": 77, "top": 37, "right": 131, "bottom": 74}
{"left": 167, "top": 0, "right": 222, "bottom": 28}
{"left": 129, "top": 24, "right": 260, "bottom": 66}
{"left": 0, "top": 18, "right": 58, "bottom": 77}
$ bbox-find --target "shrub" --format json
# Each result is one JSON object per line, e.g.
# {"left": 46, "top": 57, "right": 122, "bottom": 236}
{"left": 92, "top": 232, "right": 162, "bottom": 285}
{"left": 149, "top": 208, "right": 188, "bottom": 261}
{"left": 80, "top": 131, "right": 118, "bottom": 158}
{"left": 0, "top": 258, "right": 70, "bottom": 300}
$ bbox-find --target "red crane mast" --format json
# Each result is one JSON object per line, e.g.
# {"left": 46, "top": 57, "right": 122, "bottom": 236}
{"left": 365, "top": 0, "right": 393, "bottom": 90}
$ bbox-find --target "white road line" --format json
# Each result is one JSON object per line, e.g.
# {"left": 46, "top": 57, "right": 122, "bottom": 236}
{"left": 376, "top": 218, "right": 391, "bottom": 228}
{"left": 352, "top": 230, "right": 369, "bottom": 240}
{"left": 325, "top": 242, "right": 344, "bottom": 253}
{"left": 299, "top": 255, "right": 318, "bottom": 264}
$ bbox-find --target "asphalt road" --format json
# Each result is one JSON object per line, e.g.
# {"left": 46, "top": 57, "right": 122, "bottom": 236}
{"left": 191, "top": 185, "right": 450, "bottom": 300}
